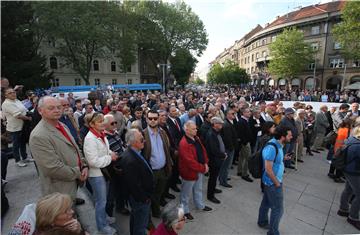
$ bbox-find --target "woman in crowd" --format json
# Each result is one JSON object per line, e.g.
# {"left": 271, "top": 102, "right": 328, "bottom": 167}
{"left": 152, "top": 204, "right": 186, "bottom": 235}
{"left": 83, "top": 112, "right": 118, "bottom": 235}
{"left": 34, "top": 192, "right": 88, "bottom": 235}
{"left": 338, "top": 125, "right": 360, "bottom": 230}
{"left": 330, "top": 119, "right": 353, "bottom": 183}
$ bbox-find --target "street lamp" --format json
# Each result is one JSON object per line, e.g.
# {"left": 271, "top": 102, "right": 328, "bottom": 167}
{"left": 157, "top": 63, "right": 171, "bottom": 92}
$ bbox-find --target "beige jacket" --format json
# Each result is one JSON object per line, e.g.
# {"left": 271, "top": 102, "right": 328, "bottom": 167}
{"left": 29, "top": 119, "right": 87, "bottom": 199}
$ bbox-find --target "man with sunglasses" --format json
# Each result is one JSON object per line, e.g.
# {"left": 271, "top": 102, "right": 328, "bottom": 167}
{"left": 142, "top": 110, "right": 173, "bottom": 218}
{"left": 109, "top": 101, "right": 126, "bottom": 136}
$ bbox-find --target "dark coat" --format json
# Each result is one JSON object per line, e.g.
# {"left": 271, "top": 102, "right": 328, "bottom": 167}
{"left": 249, "top": 116, "right": 265, "bottom": 147}
{"left": 205, "top": 127, "right": 226, "bottom": 168}
{"left": 221, "top": 118, "right": 238, "bottom": 151}
{"left": 237, "top": 117, "right": 252, "bottom": 145}
{"left": 120, "top": 148, "right": 154, "bottom": 203}
{"left": 166, "top": 117, "right": 183, "bottom": 148}
{"left": 279, "top": 116, "right": 298, "bottom": 141}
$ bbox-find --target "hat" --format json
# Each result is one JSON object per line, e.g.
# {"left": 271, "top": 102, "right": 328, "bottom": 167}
{"left": 285, "top": 108, "right": 295, "bottom": 115}
{"left": 211, "top": 117, "right": 224, "bottom": 124}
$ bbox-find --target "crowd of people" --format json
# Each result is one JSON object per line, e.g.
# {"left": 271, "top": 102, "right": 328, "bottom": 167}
{"left": 1, "top": 76, "right": 360, "bottom": 235}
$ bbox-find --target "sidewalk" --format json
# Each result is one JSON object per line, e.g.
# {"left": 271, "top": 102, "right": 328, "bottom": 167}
{"left": 1, "top": 150, "right": 357, "bottom": 234}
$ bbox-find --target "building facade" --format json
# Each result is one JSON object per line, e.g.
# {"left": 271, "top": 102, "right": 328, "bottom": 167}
{"left": 211, "top": 1, "right": 360, "bottom": 90}
{"left": 39, "top": 39, "right": 141, "bottom": 87}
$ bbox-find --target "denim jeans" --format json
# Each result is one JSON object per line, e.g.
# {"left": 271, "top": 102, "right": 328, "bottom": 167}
{"left": 180, "top": 173, "right": 205, "bottom": 214}
{"left": 258, "top": 184, "right": 284, "bottom": 235}
{"left": 339, "top": 173, "right": 360, "bottom": 221}
{"left": 88, "top": 176, "right": 109, "bottom": 231}
{"left": 129, "top": 196, "right": 151, "bottom": 235}
{"left": 11, "top": 131, "right": 27, "bottom": 162}
{"left": 219, "top": 149, "right": 234, "bottom": 185}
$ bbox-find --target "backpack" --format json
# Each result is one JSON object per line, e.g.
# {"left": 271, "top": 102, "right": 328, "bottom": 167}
{"left": 249, "top": 142, "right": 278, "bottom": 179}
{"left": 332, "top": 143, "right": 360, "bottom": 171}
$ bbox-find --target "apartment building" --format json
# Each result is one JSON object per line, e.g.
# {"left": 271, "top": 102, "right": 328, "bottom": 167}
{"left": 211, "top": 1, "right": 360, "bottom": 90}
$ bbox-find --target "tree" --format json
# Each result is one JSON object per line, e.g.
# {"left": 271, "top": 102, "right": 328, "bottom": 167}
{"left": 268, "top": 28, "right": 314, "bottom": 80}
{"left": 170, "top": 49, "right": 198, "bottom": 86}
{"left": 127, "top": 1, "right": 208, "bottom": 81}
{"left": 33, "top": 1, "right": 136, "bottom": 85}
{"left": 207, "top": 60, "right": 249, "bottom": 85}
{"left": 193, "top": 78, "right": 205, "bottom": 85}
{"left": 1, "top": 1, "right": 53, "bottom": 90}
{"left": 333, "top": 1, "right": 360, "bottom": 60}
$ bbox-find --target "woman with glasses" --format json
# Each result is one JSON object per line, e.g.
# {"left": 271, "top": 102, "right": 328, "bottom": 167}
{"left": 83, "top": 112, "right": 118, "bottom": 235}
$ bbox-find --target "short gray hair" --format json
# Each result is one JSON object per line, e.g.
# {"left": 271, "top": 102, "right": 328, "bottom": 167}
{"left": 161, "top": 203, "right": 184, "bottom": 229}
{"left": 125, "top": 128, "right": 140, "bottom": 146}
{"left": 38, "top": 96, "right": 58, "bottom": 108}
{"left": 104, "top": 114, "right": 114, "bottom": 125}
{"left": 183, "top": 120, "right": 196, "bottom": 130}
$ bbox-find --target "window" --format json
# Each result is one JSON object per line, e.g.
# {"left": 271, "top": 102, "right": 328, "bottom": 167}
{"left": 311, "top": 42, "right": 319, "bottom": 51}
{"left": 111, "top": 61, "right": 116, "bottom": 72}
{"left": 256, "top": 41, "right": 259, "bottom": 47}
{"left": 48, "top": 38, "right": 56, "bottom": 47}
{"left": 271, "top": 35, "right": 276, "bottom": 42}
{"left": 309, "top": 63, "right": 315, "bottom": 70}
{"left": 353, "top": 60, "right": 359, "bottom": 67}
{"left": 251, "top": 54, "right": 254, "bottom": 62}
{"left": 93, "top": 60, "right": 99, "bottom": 71}
{"left": 262, "top": 38, "right": 267, "bottom": 45}
{"left": 244, "top": 58, "right": 247, "bottom": 64}
{"left": 127, "top": 79, "right": 132, "bottom": 84}
{"left": 256, "top": 53, "right": 260, "bottom": 59}
{"left": 262, "top": 51, "right": 267, "bottom": 57}
{"left": 74, "top": 78, "right": 81, "bottom": 86}
{"left": 52, "top": 78, "right": 59, "bottom": 87}
{"left": 247, "top": 56, "right": 250, "bottom": 63}
{"left": 251, "top": 67, "right": 254, "bottom": 73}
{"left": 334, "top": 42, "right": 341, "bottom": 50}
{"left": 311, "top": 26, "right": 320, "bottom": 35}
{"left": 50, "top": 57, "right": 57, "bottom": 69}
{"left": 112, "top": 79, "right": 117, "bottom": 85}
{"left": 252, "top": 44, "right": 255, "bottom": 49}
{"left": 95, "top": 78, "right": 100, "bottom": 85}
{"left": 329, "top": 58, "right": 344, "bottom": 68}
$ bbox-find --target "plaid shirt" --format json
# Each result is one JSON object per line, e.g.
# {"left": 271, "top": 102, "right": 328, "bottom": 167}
{"left": 105, "top": 131, "right": 124, "bottom": 155}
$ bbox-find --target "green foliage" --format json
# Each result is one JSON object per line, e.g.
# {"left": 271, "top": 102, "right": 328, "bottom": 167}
{"left": 170, "top": 49, "right": 198, "bottom": 86}
{"left": 1, "top": 1, "right": 53, "bottom": 90}
{"left": 193, "top": 78, "right": 205, "bottom": 85}
{"left": 128, "top": 0, "right": 208, "bottom": 80}
{"left": 207, "top": 60, "right": 249, "bottom": 85}
{"left": 33, "top": 1, "right": 137, "bottom": 85}
{"left": 333, "top": 1, "right": 360, "bottom": 60}
{"left": 268, "top": 28, "right": 314, "bottom": 79}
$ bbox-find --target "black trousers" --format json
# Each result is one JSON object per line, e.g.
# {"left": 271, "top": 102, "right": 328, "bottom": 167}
{"left": 207, "top": 163, "right": 221, "bottom": 199}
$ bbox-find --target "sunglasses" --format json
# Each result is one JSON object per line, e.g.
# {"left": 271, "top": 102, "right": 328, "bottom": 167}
{"left": 110, "top": 121, "right": 118, "bottom": 125}
{"left": 148, "top": 117, "right": 158, "bottom": 121}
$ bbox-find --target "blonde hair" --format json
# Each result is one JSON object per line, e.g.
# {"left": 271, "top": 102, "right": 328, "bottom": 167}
{"left": 35, "top": 193, "right": 72, "bottom": 230}
{"left": 353, "top": 125, "right": 360, "bottom": 138}
{"left": 88, "top": 112, "right": 104, "bottom": 127}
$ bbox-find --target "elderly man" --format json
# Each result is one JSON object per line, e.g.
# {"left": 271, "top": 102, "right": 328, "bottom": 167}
{"left": 121, "top": 128, "right": 154, "bottom": 235}
{"left": 179, "top": 120, "right": 212, "bottom": 220}
{"left": 109, "top": 101, "right": 126, "bottom": 136}
{"left": 29, "top": 96, "right": 88, "bottom": 202}
{"left": 295, "top": 109, "right": 306, "bottom": 162}
{"left": 279, "top": 108, "right": 298, "bottom": 169}
{"left": 59, "top": 98, "right": 80, "bottom": 146}
{"left": 143, "top": 110, "right": 172, "bottom": 218}
{"left": 351, "top": 102, "right": 360, "bottom": 117}
{"left": 179, "top": 108, "right": 197, "bottom": 127}
{"left": 1, "top": 88, "right": 33, "bottom": 167}
{"left": 312, "top": 105, "right": 330, "bottom": 152}
{"left": 205, "top": 117, "right": 226, "bottom": 204}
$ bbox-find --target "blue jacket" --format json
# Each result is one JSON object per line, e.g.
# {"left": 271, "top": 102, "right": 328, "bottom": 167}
{"left": 344, "top": 136, "right": 360, "bottom": 176}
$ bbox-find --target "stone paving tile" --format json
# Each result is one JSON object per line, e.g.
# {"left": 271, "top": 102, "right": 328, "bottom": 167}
{"left": 2, "top": 149, "right": 359, "bottom": 235}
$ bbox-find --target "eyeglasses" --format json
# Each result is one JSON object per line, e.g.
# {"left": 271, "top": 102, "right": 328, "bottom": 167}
{"left": 148, "top": 117, "right": 158, "bottom": 121}
{"left": 110, "top": 121, "right": 118, "bottom": 125}
{"left": 178, "top": 216, "right": 186, "bottom": 222}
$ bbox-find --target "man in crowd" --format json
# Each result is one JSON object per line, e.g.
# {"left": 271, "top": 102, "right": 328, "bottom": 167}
{"left": 2, "top": 88, "right": 33, "bottom": 167}
{"left": 179, "top": 120, "right": 212, "bottom": 220}
{"left": 127, "top": 106, "right": 147, "bottom": 130}
{"left": 333, "top": 103, "right": 351, "bottom": 131}
{"left": 279, "top": 108, "right": 297, "bottom": 169}
{"left": 295, "top": 109, "right": 305, "bottom": 163}
{"left": 237, "top": 108, "right": 254, "bottom": 182}
{"left": 78, "top": 103, "right": 94, "bottom": 128}
{"left": 312, "top": 105, "right": 329, "bottom": 152}
{"left": 121, "top": 128, "right": 154, "bottom": 235}
{"left": 351, "top": 102, "right": 360, "bottom": 117}
{"left": 109, "top": 101, "right": 126, "bottom": 136}
{"left": 29, "top": 96, "right": 88, "bottom": 203}
{"left": 205, "top": 117, "right": 226, "bottom": 204}
{"left": 143, "top": 110, "right": 172, "bottom": 218}
{"left": 220, "top": 109, "right": 237, "bottom": 187}
{"left": 59, "top": 98, "right": 81, "bottom": 146}
{"left": 257, "top": 126, "right": 292, "bottom": 235}
{"left": 180, "top": 108, "right": 197, "bottom": 127}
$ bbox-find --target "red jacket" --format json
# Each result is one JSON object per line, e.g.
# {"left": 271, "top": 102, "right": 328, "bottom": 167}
{"left": 178, "top": 135, "right": 208, "bottom": 181}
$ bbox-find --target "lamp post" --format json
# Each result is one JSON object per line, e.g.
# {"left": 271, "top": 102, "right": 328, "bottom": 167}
{"left": 157, "top": 63, "right": 171, "bottom": 92}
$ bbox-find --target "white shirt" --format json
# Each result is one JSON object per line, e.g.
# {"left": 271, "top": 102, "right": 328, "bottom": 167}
{"left": 2, "top": 99, "right": 28, "bottom": 132}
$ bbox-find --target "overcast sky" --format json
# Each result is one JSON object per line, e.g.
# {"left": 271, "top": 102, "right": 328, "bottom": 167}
{"left": 182, "top": 0, "right": 331, "bottom": 77}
